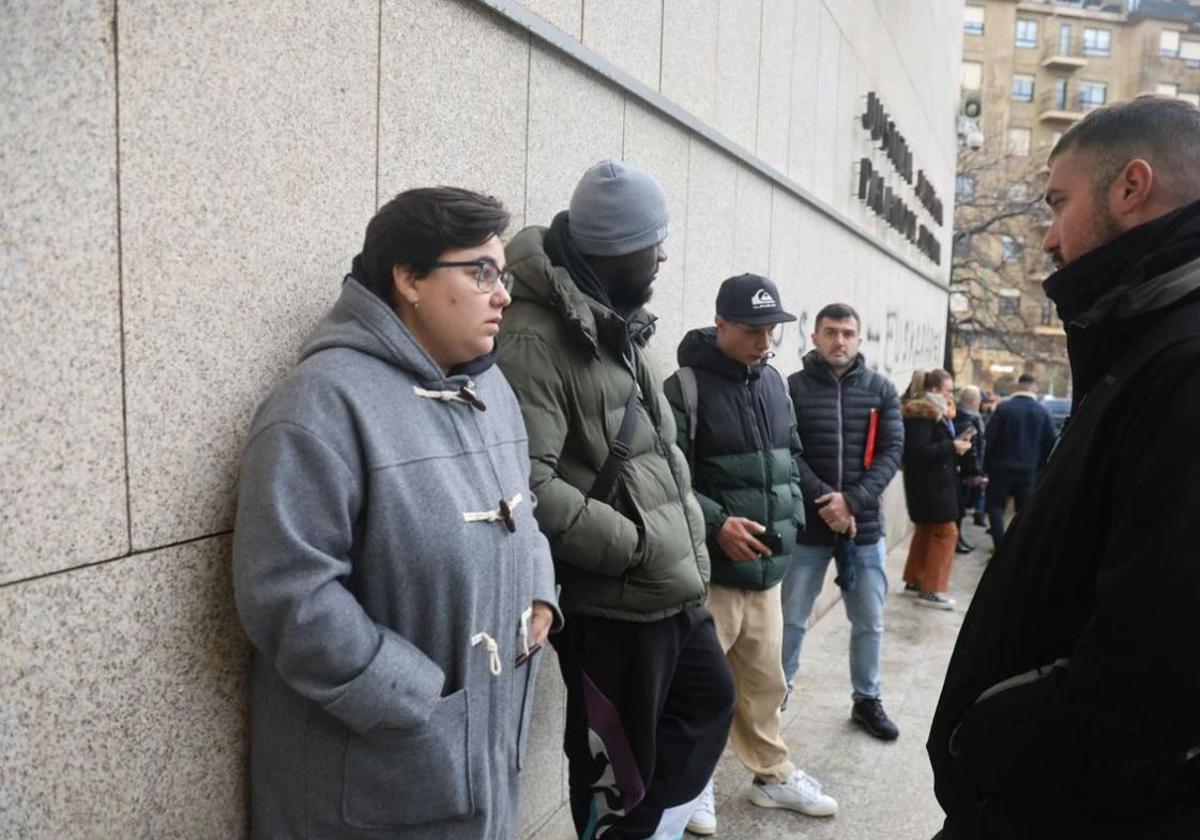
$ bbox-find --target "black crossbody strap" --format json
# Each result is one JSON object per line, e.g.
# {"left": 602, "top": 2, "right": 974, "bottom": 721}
{"left": 589, "top": 380, "right": 642, "bottom": 501}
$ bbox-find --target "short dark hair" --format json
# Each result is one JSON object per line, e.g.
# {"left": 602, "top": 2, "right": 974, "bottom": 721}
{"left": 814, "top": 303, "right": 861, "bottom": 330}
{"left": 1049, "top": 96, "right": 1200, "bottom": 207}
{"left": 924, "top": 369, "right": 952, "bottom": 392}
{"left": 1017, "top": 372, "right": 1037, "bottom": 387}
{"left": 359, "top": 187, "right": 510, "bottom": 306}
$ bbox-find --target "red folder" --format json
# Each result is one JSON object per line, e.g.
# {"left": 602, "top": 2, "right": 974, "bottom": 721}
{"left": 863, "top": 408, "right": 879, "bottom": 468}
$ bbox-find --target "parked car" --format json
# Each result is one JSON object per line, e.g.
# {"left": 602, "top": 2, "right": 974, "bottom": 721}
{"left": 1041, "top": 396, "right": 1071, "bottom": 434}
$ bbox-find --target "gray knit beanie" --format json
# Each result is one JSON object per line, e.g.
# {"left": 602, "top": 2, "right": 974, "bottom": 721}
{"left": 568, "top": 159, "right": 670, "bottom": 256}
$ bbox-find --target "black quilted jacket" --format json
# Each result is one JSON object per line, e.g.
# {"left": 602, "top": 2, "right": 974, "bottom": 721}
{"left": 787, "top": 351, "right": 904, "bottom": 546}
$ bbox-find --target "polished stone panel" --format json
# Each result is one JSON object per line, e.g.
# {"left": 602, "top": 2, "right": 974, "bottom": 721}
{"left": 622, "top": 99, "right": 692, "bottom": 375}
{"left": 582, "top": 0, "right": 662, "bottom": 91}
{"left": 660, "top": 0, "right": 720, "bottom": 125}
{"left": 380, "top": 0, "right": 530, "bottom": 230}
{"left": 756, "top": 0, "right": 796, "bottom": 173}
{"left": 519, "top": 0, "right": 582, "bottom": 39}
{"left": 681, "top": 140, "right": 737, "bottom": 330}
{"left": 714, "top": 0, "right": 763, "bottom": 153}
{"left": 732, "top": 168, "right": 774, "bottom": 279}
{"left": 517, "top": 647, "right": 568, "bottom": 836}
{"left": 119, "top": 2, "right": 377, "bottom": 550}
{"left": 0, "top": 0, "right": 127, "bottom": 583}
{"left": 786, "top": 0, "right": 822, "bottom": 190}
{"left": 524, "top": 44, "right": 623, "bottom": 230}
{"left": 0, "top": 536, "right": 250, "bottom": 838}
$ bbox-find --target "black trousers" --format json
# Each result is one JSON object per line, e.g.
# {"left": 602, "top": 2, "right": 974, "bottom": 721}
{"left": 551, "top": 606, "right": 735, "bottom": 840}
{"left": 985, "top": 469, "right": 1035, "bottom": 549}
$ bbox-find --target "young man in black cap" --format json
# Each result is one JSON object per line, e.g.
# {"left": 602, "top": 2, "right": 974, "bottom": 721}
{"left": 666, "top": 274, "right": 837, "bottom": 836}
{"left": 499, "top": 160, "right": 734, "bottom": 840}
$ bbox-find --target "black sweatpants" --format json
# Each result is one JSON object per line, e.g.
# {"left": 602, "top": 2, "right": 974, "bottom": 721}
{"left": 550, "top": 606, "right": 735, "bottom": 840}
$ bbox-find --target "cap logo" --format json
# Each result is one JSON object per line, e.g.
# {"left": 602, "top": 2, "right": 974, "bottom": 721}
{"left": 751, "top": 288, "right": 776, "bottom": 309}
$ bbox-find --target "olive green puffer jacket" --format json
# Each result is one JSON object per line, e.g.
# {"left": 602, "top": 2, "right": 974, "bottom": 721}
{"left": 664, "top": 328, "right": 805, "bottom": 591}
{"left": 497, "top": 226, "right": 709, "bottom": 622}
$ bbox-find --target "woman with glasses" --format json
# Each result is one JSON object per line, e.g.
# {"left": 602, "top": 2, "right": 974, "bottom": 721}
{"left": 233, "top": 187, "right": 561, "bottom": 839}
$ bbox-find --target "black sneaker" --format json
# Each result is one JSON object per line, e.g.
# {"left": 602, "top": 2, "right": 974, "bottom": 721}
{"left": 955, "top": 538, "right": 973, "bottom": 554}
{"left": 852, "top": 698, "right": 900, "bottom": 741}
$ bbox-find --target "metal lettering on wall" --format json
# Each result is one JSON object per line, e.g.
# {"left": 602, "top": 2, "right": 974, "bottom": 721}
{"left": 857, "top": 91, "right": 943, "bottom": 266}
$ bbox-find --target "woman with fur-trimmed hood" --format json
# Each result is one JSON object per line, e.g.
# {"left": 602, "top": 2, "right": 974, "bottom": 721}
{"left": 899, "top": 370, "right": 973, "bottom": 610}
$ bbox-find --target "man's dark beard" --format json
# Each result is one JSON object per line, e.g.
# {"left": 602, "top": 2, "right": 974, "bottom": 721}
{"left": 607, "top": 276, "right": 654, "bottom": 316}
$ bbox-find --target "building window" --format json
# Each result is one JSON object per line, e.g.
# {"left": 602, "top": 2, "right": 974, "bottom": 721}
{"left": 1181, "top": 40, "right": 1200, "bottom": 67}
{"left": 1157, "top": 82, "right": 1179, "bottom": 97}
{"left": 1012, "top": 74, "right": 1036, "bottom": 102}
{"left": 1181, "top": 92, "right": 1200, "bottom": 107}
{"left": 1015, "top": 19, "right": 1039, "bottom": 49}
{"left": 1040, "top": 300, "right": 1055, "bottom": 326}
{"left": 999, "top": 293, "right": 1021, "bottom": 316}
{"left": 964, "top": 5, "right": 985, "bottom": 35}
{"left": 1083, "top": 27, "right": 1111, "bottom": 57}
{"left": 1079, "top": 81, "right": 1108, "bottom": 109}
{"left": 956, "top": 174, "right": 977, "bottom": 202}
{"left": 1053, "top": 77, "right": 1069, "bottom": 109}
{"left": 961, "top": 60, "right": 983, "bottom": 91}
{"left": 1008, "top": 127, "right": 1032, "bottom": 157}
{"left": 1161, "top": 30, "right": 1181, "bottom": 58}
{"left": 1058, "top": 24, "right": 1072, "bottom": 56}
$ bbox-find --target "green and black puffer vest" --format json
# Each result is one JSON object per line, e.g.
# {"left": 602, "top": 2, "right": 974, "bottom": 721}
{"left": 663, "top": 327, "right": 805, "bottom": 591}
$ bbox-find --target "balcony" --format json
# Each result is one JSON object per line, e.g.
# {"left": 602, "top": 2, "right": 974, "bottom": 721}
{"left": 1041, "top": 36, "right": 1089, "bottom": 70}
{"left": 1037, "top": 90, "right": 1087, "bottom": 122}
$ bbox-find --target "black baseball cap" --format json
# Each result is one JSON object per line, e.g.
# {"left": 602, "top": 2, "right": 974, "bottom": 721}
{"left": 715, "top": 273, "right": 797, "bottom": 326}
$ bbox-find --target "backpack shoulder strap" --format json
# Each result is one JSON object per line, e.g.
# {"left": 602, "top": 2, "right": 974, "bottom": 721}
{"left": 676, "top": 366, "right": 699, "bottom": 448}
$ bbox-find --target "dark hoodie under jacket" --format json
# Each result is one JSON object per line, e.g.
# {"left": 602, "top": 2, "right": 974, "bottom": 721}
{"left": 787, "top": 351, "right": 904, "bottom": 547}
{"left": 928, "top": 198, "right": 1200, "bottom": 839}
{"left": 663, "top": 327, "right": 805, "bottom": 591}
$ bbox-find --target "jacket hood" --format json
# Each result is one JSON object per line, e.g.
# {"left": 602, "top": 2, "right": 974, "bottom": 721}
{"left": 902, "top": 396, "right": 944, "bottom": 421}
{"left": 299, "top": 275, "right": 487, "bottom": 390}
{"left": 677, "top": 326, "right": 763, "bottom": 381}
{"left": 506, "top": 225, "right": 657, "bottom": 356}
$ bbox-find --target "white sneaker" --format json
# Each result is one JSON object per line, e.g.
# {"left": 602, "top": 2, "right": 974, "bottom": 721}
{"left": 747, "top": 769, "right": 837, "bottom": 817}
{"left": 686, "top": 777, "right": 716, "bottom": 835}
{"left": 915, "top": 591, "right": 956, "bottom": 610}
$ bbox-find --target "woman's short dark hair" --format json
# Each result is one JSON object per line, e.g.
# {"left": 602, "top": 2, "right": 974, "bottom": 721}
{"left": 359, "top": 187, "right": 511, "bottom": 306}
{"left": 924, "top": 369, "right": 952, "bottom": 392}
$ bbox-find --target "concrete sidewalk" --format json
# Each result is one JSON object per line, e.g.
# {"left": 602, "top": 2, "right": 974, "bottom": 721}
{"left": 531, "top": 520, "right": 993, "bottom": 840}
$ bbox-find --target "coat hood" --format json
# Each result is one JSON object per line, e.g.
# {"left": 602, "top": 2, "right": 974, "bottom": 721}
{"left": 902, "top": 396, "right": 944, "bottom": 421}
{"left": 505, "top": 225, "right": 657, "bottom": 357}
{"left": 299, "top": 275, "right": 491, "bottom": 392}
{"left": 677, "top": 326, "right": 763, "bottom": 381}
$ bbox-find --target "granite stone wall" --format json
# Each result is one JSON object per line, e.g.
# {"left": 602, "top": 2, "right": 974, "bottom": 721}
{"left": 0, "top": 1, "right": 962, "bottom": 836}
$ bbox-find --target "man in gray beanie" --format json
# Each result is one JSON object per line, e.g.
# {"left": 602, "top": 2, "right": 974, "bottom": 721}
{"left": 499, "top": 159, "right": 735, "bottom": 839}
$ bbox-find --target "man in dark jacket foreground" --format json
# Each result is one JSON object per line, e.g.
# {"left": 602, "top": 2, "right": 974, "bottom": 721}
{"left": 981, "top": 372, "right": 1055, "bottom": 550}
{"left": 665, "top": 275, "right": 836, "bottom": 836}
{"left": 928, "top": 96, "right": 1200, "bottom": 839}
{"left": 499, "top": 160, "right": 734, "bottom": 840}
{"left": 781, "top": 303, "right": 905, "bottom": 740}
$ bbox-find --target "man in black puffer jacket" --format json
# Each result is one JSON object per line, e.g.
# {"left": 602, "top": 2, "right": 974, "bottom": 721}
{"left": 780, "top": 303, "right": 905, "bottom": 741}
{"left": 928, "top": 96, "right": 1200, "bottom": 839}
{"left": 666, "top": 274, "right": 837, "bottom": 836}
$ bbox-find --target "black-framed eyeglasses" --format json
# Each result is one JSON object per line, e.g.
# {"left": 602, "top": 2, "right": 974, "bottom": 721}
{"left": 429, "top": 259, "right": 514, "bottom": 294}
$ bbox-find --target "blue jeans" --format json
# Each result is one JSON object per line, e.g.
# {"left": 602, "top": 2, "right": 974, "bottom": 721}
{"left": 780, "top": 538, "right": 888, "bottom": 701}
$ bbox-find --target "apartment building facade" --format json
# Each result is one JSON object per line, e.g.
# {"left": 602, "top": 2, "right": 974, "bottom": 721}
{"left": 953, "top": 0, "right": 1200, "bottom": 395}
